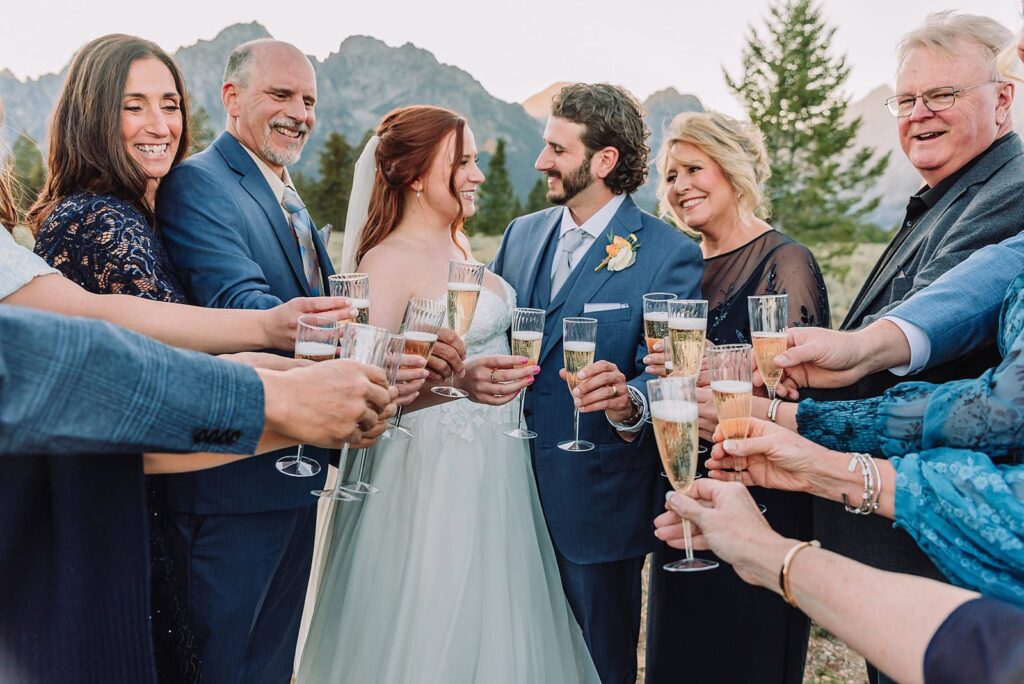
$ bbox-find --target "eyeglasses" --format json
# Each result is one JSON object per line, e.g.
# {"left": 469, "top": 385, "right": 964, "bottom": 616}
{"left": 884, "top": 81, "right": 1001, "bottom": 117}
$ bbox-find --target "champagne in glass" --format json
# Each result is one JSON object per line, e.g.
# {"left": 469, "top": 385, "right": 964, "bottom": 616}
{"left": 558, "top": 317, "right": 597, "bottom": 452}
{"left": 667, "top": 299, "right": 708, "bottom": 378}
{"left": 432, "top": 260, "right": 486, "bottom": 399}
{"left": 340, "top": 333, "right": 406, "bottom": 495}
{"left": 643, "top": 292, "right": 677, "bottom": 353}
{"left": 311, "top": 323, "right": 389, "bottom": 501}
{"left": 276, "top": 315, "right": 341, "bottom": 478}
{"left": 707, "top": 343, "right": 754, "bottom": 469}
{"left": 649, "top": 376, "right": 718, "bottom": 572}
{"left": 747, "top": 294, "right": 788, "bottom": 400}
{"left": 329, "top": 273, "right": 371, "bottom": 326}
{"left": 391, "top": 297, "right": 446, "bottom": 440}
{"left": 504, "top": 308, "right": 545, "bottom": 440}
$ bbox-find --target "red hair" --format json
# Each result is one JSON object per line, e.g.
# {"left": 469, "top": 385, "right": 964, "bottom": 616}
{"left": 357, "top": 105, "right": 468, "bottom": 264}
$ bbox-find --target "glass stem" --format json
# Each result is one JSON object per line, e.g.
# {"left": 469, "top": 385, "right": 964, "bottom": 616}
{"left": 683, "top": 519, "right": 695, "bottom": 562}
{"left": 767, "top": 384, "right": 776, "bottom": 401}
{"left": 517, "top": 388, "right": 526, "bottom": 429}
{"left": 574, "top": 407, "right": 581, "bottom": 445}
{"left": 332, "top": 445, "right": 351, "bottom": 496}
{"left": 354, "top": 449, "right": 367, "bottom": 485}
{"left": 392, "top": 405, "right": 405, "bottom": 429}
{"left": 296, "top": 444, "right": 305, "bottom": 461}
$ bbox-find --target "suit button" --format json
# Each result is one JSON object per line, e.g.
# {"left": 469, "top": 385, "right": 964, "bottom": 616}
{"left": 523, "top": 409, "right": 532, "bottom": 418}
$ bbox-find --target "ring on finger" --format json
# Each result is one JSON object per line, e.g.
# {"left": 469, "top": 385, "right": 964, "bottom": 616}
{"left": 609, "top": 384, "right": 618, "bottom": 398}
{"left": 489, "top": 370, "right": 497, "bottom": 384}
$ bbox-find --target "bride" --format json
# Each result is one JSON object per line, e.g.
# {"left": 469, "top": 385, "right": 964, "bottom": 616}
{"left": 296, "top": 105, "right": 599, "bottom": 683}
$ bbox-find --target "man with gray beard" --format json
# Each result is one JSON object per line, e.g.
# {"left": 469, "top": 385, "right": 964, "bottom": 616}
{"left": 156, "top": 40, "right": 333, "bottom": 683}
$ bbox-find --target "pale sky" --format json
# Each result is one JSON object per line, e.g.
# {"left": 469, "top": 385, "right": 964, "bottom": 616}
{"left": 1, "top": 0, "right": 1019, "bottom": 115}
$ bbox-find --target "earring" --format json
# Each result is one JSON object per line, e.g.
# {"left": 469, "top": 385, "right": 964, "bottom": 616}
{"left": 416, "top": 190, "right": 421, "bottom": 198}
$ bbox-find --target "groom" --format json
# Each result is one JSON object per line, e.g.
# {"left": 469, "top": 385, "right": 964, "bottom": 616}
{"left": 490, "top": 83, "right": 703, "bottom": 683}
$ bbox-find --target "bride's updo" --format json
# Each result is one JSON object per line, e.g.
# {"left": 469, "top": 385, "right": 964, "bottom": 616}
{"left": 357, "top": 105, "right": 469, "bottom": 264}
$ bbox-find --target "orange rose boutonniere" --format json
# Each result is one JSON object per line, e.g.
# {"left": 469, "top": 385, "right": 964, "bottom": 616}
{"left": 595, "top": 232, "right": 640, "bottom": 272}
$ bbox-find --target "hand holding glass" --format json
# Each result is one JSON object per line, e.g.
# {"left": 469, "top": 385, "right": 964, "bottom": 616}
{"left": 390, "top": 297, "right": 446, "bottom": 440}
{"left": 667, "top": 299, "right": 708, "bottom": 379}
{"left": 276, "top": 315, "right": 341, "bottom": 477}
{"left": 329, "top": 273, "right": 370, "bottom": 325}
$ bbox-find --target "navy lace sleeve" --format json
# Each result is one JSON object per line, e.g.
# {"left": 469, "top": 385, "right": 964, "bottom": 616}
{"left": 33, "top": 191, "right": 188, "bottom": 303}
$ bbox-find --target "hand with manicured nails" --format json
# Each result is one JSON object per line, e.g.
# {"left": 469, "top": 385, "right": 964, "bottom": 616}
{"left": 459, "top": 355, "right": 538, "bottom": 406}
{"left": 425, "top": 328, "right": 467, "bottom": 383}
{"left": 707, "top": 417, "right": 834, "bottom": 492}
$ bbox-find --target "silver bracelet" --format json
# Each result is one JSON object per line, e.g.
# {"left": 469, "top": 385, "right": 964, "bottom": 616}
{"left": 767, "top": 398, "right": 783, "bottom": 423}
{"left": 842, "top": 453, "right": 877, "bottom": 515}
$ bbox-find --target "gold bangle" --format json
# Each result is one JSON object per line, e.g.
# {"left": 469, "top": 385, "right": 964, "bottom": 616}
{"left": 779, "top": 539, "right": 821, "bottom": 607}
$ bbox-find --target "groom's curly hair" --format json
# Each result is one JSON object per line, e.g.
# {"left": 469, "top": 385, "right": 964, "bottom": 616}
{"left": 551, "top": 84, "right": 650, "bottom": 195}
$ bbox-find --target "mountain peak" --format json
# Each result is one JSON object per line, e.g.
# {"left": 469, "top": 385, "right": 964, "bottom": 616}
{"left": 522, "top": 82, "right": 573, "bottom": 121}
{"left": 643, "top": 88, "right": 704, "bottom": 114}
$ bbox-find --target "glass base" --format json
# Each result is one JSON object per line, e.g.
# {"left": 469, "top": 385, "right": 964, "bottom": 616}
{"left": 310, "top": 488, "right": 360, "bottom": 501}
{"left": 383, "top": 424, "right": 415, "bottom": 441}
{"left": 661, "top": 472, "right": 703, "bottom": 479}
{"left": 664, "top": 558, "right": 719, "bottom": 573}
{"left": 339, "top": 481, "right": 380, "bottom": 495}
{"left": 276, "top": 455, "right": 321, "bottom": 478}
{"left": 502, "top": 425, "right": 537, "bottom": 439}
{"left": 558, "top": 439, "right": 595, "bottom": 452}
{"left": 431, "top": 385, "right": 468, "bottom": 399}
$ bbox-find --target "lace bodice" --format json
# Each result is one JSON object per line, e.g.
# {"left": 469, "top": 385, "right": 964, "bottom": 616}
{"left": 429, "top": 275, "right": 518, "bottom": 441}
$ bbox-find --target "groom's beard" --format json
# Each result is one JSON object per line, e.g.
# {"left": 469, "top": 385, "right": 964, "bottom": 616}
{"left": 547, "top": 155, "right": 594, "bottom": 205}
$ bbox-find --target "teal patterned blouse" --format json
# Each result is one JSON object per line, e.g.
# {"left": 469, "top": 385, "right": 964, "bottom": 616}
{"left": 797, "top": 272, "right": 1024, "bottom": 607}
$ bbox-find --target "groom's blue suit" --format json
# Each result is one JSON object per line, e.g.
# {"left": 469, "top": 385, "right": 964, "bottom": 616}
{"left": 491, "top": 196, "right": 702, "bottom": 683}
{"left": 155, "top": 132, "right": 335, "bottom": 683}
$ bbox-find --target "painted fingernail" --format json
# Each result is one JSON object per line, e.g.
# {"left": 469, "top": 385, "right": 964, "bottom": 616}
{"left": 664, "top": 491, "right": 674, "bottom": 502}
{"left": 527, "top": 377, "right": 535, "bottom": 384}
{"left": 532, "top": 366, "right": 541, "bottom": 374}
{"left": 724, "top": 439, "right": 737, "bottom": 452}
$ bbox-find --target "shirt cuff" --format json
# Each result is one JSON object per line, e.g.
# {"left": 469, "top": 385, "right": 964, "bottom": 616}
{"left": 607, "top": 384, "right": 648, "bottom": 433}
{"left": 883, "top": 315, "right": 931, "bottom": 376}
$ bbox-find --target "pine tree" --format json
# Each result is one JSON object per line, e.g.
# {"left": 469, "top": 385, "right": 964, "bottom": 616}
{"left": 10, "top": 133, "right": 45, "bottom": 213}
{"left": 523, "top": 176, "right": 550, "bottom": 215}
{"left": 724, "top": 0, "right": 889, "bottom": 245}
{"left": 189, "top": 106, "right": 216, "bottom": 155}
{"left": 474, "top": 139, "right": 520, "bottom": 235}
{"left": 306, "top": 131, "right": 354, "bottom": 233}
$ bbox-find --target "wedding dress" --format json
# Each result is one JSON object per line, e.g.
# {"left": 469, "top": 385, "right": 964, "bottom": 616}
{"left": 296, "top": 277, "right": 599, "bottom": 683}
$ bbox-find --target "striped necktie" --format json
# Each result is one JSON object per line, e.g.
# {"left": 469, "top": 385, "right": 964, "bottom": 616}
{"left": 281, "top": 185, "right": 322, "bottom": 296}
{"left": 551, "top": 227, "right": 587, "bottom": 296}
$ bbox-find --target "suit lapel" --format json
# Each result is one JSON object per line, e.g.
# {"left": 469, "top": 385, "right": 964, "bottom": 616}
{"left": 523, "top": 210, "right": 561, "bottom": 309}
{"left": 216, "top": 133, "right": 313, "bottom": 297}
{"left": 539, "top": 197, "right": 645, "bottom": 364}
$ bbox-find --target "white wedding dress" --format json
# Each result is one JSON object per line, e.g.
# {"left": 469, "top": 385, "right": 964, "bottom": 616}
{"left": 296, "top": 278, "right": 599, "bottom": 684}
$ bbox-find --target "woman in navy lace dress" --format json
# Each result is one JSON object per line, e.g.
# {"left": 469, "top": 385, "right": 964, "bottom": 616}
{"left": 644, "top": 111, "right": 829, "bottom": 684}
{"left": 28, "top": 35, "right": 198, "bottom": 683}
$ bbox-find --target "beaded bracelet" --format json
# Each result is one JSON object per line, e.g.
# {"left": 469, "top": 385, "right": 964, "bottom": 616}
{"left": 779, "top": 539, "right": 821, "bottom": 607}
{"left": 842, "top": 452, "right": 878, "bottom": 515}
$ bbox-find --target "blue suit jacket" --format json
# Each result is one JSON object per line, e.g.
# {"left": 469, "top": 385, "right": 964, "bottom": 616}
{"left": 0, "top": 305, "right": 264, "bottom": 683}
{"left": 889, "top": 232, "right": 1024, "bottom": 369}
{"left": 490, "top": 196, "right": 703, "bottom": 563}
{"left": 156, "top": 132, "right": 335, "bottom": 514}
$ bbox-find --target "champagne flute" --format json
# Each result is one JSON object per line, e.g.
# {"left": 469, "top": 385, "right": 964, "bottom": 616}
{"left": 666, "top": 299, "right": 708, "bottom": 379}
{"left": 649, "top": 376, "right": 718, "bottom": 572}
{"left": 340, "top": 333, "right": 405, "bottom": 495}
{"left": 311, "top": 323, "right": 389, "bottom": 501}
{"left": 388, "top": 297, "right": 446, "bottom": 440}
{"left": 329, "top": 273, "right": 370, "bottom": 325}
{"left": 276, "top": 315, "right": 341, "bottom": 477}
{"left": 558, "top": 317, "right": 597, "bottom": 452}
{"left": 503, "top": 307, "right": 545, "bottom": 439}
{"left": 642, "top": 292, "right": 676, "bottom": 355}
{"left": 747, "top": 294, "right": 788, "bottom": 400}
{"left": 432, "top": 260, "right": 485, "bottom": 399}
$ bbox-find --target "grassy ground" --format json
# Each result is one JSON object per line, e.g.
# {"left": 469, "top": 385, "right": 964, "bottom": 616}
{"left": 333, "top": 231, "right": 884, "bottom": 682}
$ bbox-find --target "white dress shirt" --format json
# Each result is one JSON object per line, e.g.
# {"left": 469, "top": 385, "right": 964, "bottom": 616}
{"left": 882, "top": 315, "right": 932, "bottom": 376}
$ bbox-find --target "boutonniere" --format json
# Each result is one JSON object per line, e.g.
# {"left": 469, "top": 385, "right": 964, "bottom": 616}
{"left": 595, "top": 232, "right": 641, "bottom": 272}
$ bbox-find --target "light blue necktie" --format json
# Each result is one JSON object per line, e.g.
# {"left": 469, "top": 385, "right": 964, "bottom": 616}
{"left": 281, "top": 185, "right": 322, "bottom": 296}
{"left": 551, "top": 227, "right": 587, "bottom": 296}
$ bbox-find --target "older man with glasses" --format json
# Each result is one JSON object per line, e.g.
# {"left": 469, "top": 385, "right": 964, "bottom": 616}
{"left": 786, "top": 11, "right": 1024, "bottom": 672}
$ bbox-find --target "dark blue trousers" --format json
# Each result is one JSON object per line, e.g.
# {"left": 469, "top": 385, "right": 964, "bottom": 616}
{"left": 163, "top": 505, "right": 316, "bottom": 684}
{"left": 554, "top": 546, "right": 645, "bottom": 684}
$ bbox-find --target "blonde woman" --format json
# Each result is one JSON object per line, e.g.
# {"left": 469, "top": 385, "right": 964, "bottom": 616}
{"left": 645, "top": 110, "right": 829, "bottom": 684}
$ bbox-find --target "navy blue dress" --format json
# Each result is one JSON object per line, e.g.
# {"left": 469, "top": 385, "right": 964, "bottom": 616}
{"left": 34, "top": 190, "right": 201, "bottom": 683}
{"left": 925, "top": 598, "right": 1024, "bottom": 683}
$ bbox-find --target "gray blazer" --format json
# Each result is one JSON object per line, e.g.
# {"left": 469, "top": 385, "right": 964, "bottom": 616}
{"left": 844, "top": 132, "right": 1024, "bottom": 329}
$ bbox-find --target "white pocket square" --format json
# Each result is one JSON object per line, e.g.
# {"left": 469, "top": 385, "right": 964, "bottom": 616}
{"left": 583, "top": 302, "right": 629, "bottom": 313}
